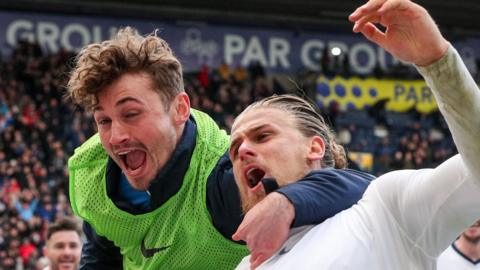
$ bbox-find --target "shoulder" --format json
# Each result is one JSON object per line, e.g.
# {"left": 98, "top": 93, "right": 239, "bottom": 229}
{"left": 305, "top": 168, "right": 375, "bottom": 184}
{"left": 191, "top": 109, "right": 230, "bottom": 155}
{"left": 437, "top": 244, "right": 462, "bottom": 269}
{"left": 68, "top": 133, "right": 108, "bottom": 169}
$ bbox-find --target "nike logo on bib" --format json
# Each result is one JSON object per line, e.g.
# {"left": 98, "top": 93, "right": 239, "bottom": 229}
{"left": 140, "top": 238, "right": 171, "bottom": 258}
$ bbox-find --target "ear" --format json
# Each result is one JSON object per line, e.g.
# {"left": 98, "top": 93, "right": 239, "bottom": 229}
{"left": 42, "top": 245, "right": 47, "bottom": 257}
{"left": 172, "top": 93, "right": 190, "bottom": 125}
{"left": 307, "top": 135, "right": 325, "bottom": 162}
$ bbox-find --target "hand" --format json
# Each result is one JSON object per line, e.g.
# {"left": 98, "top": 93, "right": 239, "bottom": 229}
{"left": 232, "top": 192, "right": 294, "bottom": 269}
{"left": 349, "top": 0, "right": 449, "bottom": 66}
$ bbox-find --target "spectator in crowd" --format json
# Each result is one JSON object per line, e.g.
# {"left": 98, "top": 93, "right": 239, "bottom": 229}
{"left": 43, "top": 217, "right": 82, "bottom": 270}
{"left": 233, "top": 64, "right": 247, "bottom": 83}
{"left": 0, "top": 40, "right": 89, "bottom": 270}
{"left": 14, "top": 189, "right": 39, "bottom": 222}
{"left": 437, "top": 220, "right": 480, "bottom": 270}
{"left": 197, "top": 64, "right": 210, "bottom": 89}
{"left": 217, "top": 61, "right": 231, "bottom": 81}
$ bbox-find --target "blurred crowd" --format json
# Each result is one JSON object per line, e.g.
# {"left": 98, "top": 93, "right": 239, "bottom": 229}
{"left": 0, "top": 41, "right": 457, "bottom": 269}
{"left": 184, "top": 61, "right": 284, "bottom": 131}
{"left": 0, "top": 41, "right": 94, "bottom": 270}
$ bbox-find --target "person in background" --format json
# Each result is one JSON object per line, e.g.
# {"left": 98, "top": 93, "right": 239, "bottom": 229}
{"left": 437, "top": 220, "right": 480, "bottom": 270}
{"left": 43, "top": 217, "right": 82, "bottom": 270}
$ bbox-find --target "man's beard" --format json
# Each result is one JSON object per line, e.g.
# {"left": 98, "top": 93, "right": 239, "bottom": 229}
{"left": 463, "top": 233, "right": 480, "bottom": 244}
{"left": 240, "top": 188, "right": 266, "bottom": 214}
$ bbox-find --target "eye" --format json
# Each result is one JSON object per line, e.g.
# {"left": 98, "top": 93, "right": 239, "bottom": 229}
{"left": 124, "top": 111, "right": 139, "bottom": 119}
{"left": 54, "top": 243, "right": 65, "bottom": 250}
{"left": 255, "top": 132, "right": 271, "bottom": 142}
{"left": 229, "top": 142, "right": 240, "bottom": 160}
{"left": 96, "top": 118, "right": 111, "bottom": 126}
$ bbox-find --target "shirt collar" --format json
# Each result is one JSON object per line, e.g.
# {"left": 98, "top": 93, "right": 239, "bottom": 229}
{"left": 147, "top": 117, "right": 197, "bottom": 207}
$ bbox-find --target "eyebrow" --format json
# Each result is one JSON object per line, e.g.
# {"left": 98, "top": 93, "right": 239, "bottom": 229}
{"left": 232, "top": 123, "right": 272, "bottom": 140}
{"left": 249, "top": 124, "right": 271, "bottom": 135}
{"left": 230, "top": 124, "right": 272, "bottom": 154}
{"left": 93, "top": 97, "right": 143, "bottom": 112}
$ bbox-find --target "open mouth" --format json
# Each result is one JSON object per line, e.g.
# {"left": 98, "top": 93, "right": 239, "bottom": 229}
{"left": 58, "top": 261, "right": 75, "bottom": 269}
{"left": 245, "top": 167, "right": 266, "bottom": 189}
{"left": 117, "top": 149, "right": 146, "bottom": 172}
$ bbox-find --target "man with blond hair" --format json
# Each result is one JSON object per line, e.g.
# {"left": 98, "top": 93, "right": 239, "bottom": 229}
{"left": 233, "top": 0, "right": 480, "bottom": 269}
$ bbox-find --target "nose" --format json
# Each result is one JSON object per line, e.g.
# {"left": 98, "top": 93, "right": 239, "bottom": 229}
{"left": 62, "top": 244, "right": 79, "bottom": 257}
{"left": 238, "top": 141, "right": 256, "bottom": 162}
{"left": 109, "top": 121, "right": 129, "bottom": 145}
{"left": 64, "top": 246, "right": 74, "bottom": 255}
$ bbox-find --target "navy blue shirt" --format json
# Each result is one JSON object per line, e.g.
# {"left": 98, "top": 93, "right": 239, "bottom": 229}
{"left": 79, "top": 118, "right": 374, "bottom": 269}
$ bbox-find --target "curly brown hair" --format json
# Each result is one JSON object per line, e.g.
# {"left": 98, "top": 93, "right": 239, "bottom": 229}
{"left": 236, "top": 94, "right": 347, "bottom": 169}
{"left": 67, "top": 27, "right": 184, "bottom": 111}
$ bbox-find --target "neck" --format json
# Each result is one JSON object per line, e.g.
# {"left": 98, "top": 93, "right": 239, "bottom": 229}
{"left": 455, "top": 236, "right": 480, "bottom": 261}
{"left": 175, "top": 124, "right": 186, "bottom": 145}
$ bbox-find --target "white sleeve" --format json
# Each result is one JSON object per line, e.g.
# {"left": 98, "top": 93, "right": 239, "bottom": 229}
{"left": 375, "top": 46, "right": 480, "bottom": 258}
{"left": 375, "top": 155, "right": 480, "bottom": 257}
{"left": 416, "top": 45, "right": 480, "bottom": 179}
{"left": 235, "top": 256, "right": 251, "bottom": 270}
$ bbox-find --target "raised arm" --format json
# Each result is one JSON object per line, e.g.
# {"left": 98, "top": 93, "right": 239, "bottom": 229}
{"left": 349, "top": 0, "right": 448, "bottom": 67}
{"left": 349, "top": 0, "right": 480, "bottom": 170}
{"left": 350, "top": 0, "right": 480, "bottom": 256}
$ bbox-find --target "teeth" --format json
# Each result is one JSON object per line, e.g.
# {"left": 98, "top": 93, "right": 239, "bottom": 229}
{"left": 117, "top": 150, "right": 131, "bottom": 155}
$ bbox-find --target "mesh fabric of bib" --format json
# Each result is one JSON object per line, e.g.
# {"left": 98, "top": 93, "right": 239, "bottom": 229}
{"left": 69, "top": 109, "right": 248, "bottom": 269}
